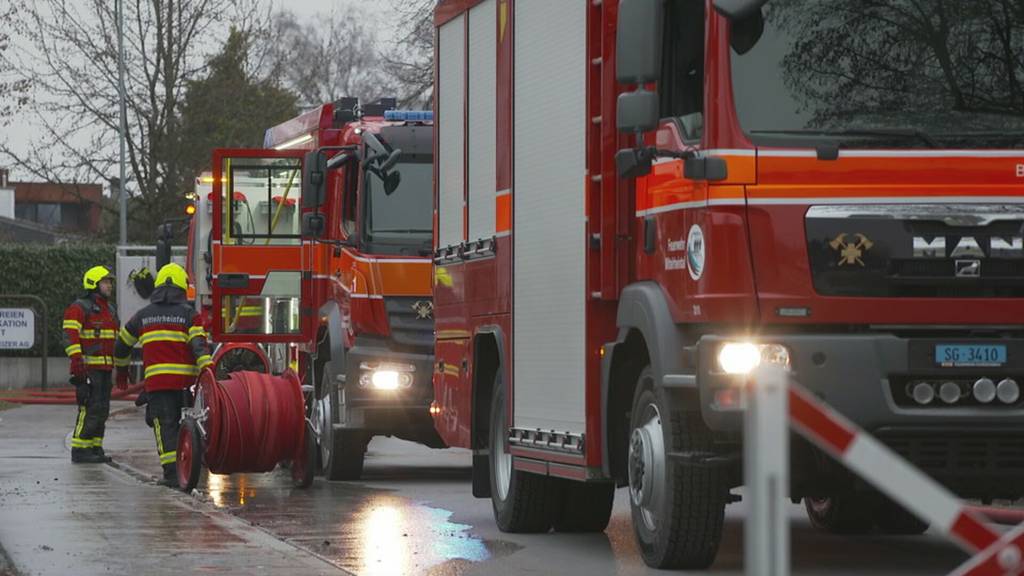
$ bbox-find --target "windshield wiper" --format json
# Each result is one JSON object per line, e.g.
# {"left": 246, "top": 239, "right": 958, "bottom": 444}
{"left": 750, "top": 128, "right": 940, "bottom": 148}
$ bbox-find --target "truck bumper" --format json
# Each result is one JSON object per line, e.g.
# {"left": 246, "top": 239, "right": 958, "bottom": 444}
{"left": 338, "top": 339, "right": 441, "bottom": 446}
{"left": 696, "top": 334, "right": 1024, "bottom": 498}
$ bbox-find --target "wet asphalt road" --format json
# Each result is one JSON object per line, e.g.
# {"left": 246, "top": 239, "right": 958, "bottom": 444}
{"left": 3, "top": 403, "right": 978, "bottom": 575}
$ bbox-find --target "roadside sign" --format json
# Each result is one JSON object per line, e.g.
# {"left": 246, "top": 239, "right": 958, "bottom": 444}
{"left": 0, "top": 308, "right": 34, "bottom": 349}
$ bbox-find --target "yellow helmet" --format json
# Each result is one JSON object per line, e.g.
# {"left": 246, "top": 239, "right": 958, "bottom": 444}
{"left": 155, "top": 263, "right": 189, "bottom": 291}
{"left": 83, "top": 266, "right": 114, "bottom": 291}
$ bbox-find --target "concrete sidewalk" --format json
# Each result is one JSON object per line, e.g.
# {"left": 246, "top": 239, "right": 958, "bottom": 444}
{"left": 0, "top": 402, "right": 349, "bottom": 576}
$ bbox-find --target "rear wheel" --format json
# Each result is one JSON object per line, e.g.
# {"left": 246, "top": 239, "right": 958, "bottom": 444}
{"left": 177, "top": 418, "right": 204, "bottom": 493}
{"left": 804, "top": 492, "right": 878, "bottom": 534}
{"left": 489, "top": 375, "right": 557, "bottom": 533}
{"left": 628, "top": 367, "right": 726, "bottom": 569}
{"left": 316, "top": 370, "right": 366, "bottom": 481}
{"left": 551, "top": 479, "right": 615, "bottom": 533}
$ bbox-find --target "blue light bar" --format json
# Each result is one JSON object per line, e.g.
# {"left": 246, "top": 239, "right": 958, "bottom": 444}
{"left": 384, "top": 110, "right": 434, "bottom": 122}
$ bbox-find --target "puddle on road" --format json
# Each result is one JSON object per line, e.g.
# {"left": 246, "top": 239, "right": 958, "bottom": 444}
{"left": 196, "top": 470, "right": 498, "bottom": 576}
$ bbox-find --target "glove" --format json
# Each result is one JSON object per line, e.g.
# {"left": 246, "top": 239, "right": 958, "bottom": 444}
{"left": 69, "top": 355, "right": 86, "bottom": 379}
{"left": 72, "top": 376, "right": 91, "bottom": 406}
{"left": 116, "top": 368, "right": 129, "bottom": 391}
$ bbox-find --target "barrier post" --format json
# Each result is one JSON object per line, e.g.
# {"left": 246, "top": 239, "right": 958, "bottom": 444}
{"left": 745, "top": 365, "right": 790, "bottom": 576}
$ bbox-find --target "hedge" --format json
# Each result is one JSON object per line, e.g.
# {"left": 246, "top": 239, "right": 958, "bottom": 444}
{"left": 0, "top": 244, "right": 117, "bottom": 357}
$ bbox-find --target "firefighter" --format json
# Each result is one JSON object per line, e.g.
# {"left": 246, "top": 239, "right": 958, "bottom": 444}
{"left": 114, "top": 263, "right": 211, "bottom": 486}
{"left": 63, "top": 265, "right": 120, "bottom": 464}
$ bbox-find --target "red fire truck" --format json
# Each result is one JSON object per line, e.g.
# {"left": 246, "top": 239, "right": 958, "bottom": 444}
{"left": 432, "top": 0, "right": 1024, "bottom": 569}
{"left": 201, "top": 98, "right": 442, "bottom": 481}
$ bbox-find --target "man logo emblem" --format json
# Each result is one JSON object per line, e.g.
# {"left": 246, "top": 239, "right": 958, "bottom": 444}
{"left": 955, "top": 260, "right": 981, "bottom": 278}
{"left": 411, "top": 300, "right": 434, "bottom": 320}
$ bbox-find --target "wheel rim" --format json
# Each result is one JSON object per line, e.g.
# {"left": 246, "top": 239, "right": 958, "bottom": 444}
{"left": 313, "top": 372, "right": 334, "bottom": 470}
{"left": 807, "top": 497, "right": 833, "bottom": 517}
{"left": 178, "top": 425, "right": 193, "bottom": 489}
{"left": 492, "top": 395, "right": 512, "bottom": 501}
{"left": 628, "top": 402, "right": 665, "bottom": 533}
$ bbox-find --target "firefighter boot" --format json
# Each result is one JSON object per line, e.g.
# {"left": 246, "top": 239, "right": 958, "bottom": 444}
{"left": 91, "top": 446, "right": 113, "bottom": 463}
{"left": 157, "top": 464, "right": 178, "bottom": 488}
{"left": 71, "top": 447, "right": 107, "bottom": 464}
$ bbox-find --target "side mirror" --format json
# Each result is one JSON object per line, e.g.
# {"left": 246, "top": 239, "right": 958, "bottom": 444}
{"left": 155, "top": 222, "right": 174, "bottom": 269}
{"left": 730, "top": 9, "right": 765, "bottom": 55}
{"left": 615, "top": 148, "right": 654, "bottom": 179}
{"left": 302, "top": 213, "right": 326, "bottom": 238}
{"left": 616, "top": 0, "right": 663, "bottom": 84}
{"left": 380, "top": 148, "right": 402, "bottom": 172}
{"left": 302, "top": 150, "right": 326, "bottom": 208}
{"left": 713, "top": 0, "right": 769, "bottom": 20}
{"left": 383, "top": 170, "right": 402, "bottom": 196}
{"left": 617, "top": 90, "right": 660, "bottom": 133}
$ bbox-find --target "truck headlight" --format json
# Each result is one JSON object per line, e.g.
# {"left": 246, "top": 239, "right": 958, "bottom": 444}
{"left": 717, "top": 343, "right": 791, "bottom": 375}
{"left": 359, "top": 362, "right": 415, "bottom": 390}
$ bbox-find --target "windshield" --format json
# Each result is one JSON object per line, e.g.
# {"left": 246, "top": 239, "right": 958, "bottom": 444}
{"left": 731, "top": 1, "right": 1024, "bottom": 148}
{"left": 364, "top": 160, "right": 433, "bottom": 248}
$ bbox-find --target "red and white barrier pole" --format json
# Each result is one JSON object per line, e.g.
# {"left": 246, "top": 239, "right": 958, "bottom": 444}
{"left": 745, "top": 365, "right": 790, "bottom": 576}
{"left": 744, "top": 367, "right": 1024, "bottom": 576}
{"left": 787, "top": 383, "right": 1000, "bottom": 554}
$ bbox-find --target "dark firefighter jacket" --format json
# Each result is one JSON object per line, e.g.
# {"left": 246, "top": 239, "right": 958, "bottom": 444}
{"left": 114, "top": 286, "right": 212, "bottom": 392}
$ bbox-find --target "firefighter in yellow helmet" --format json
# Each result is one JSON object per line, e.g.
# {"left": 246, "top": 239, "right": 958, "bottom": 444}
{"left": 63, "top": 266, "right": 120, "bottom": 463}
{"left": 114, "top": 263, "right": 211, "bottom": 486}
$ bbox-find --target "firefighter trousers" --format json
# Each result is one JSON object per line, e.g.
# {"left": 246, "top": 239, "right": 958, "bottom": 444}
{"left": 71, "top": 370, "right": 112, "bottom": 454}
{"left": 146, "top": 390, "right": 183, "bottom": 478}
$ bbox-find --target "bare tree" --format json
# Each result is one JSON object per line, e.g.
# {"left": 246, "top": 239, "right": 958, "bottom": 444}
{"left": 0, "top": 0, "right": 261, "bottom": 241}
{"left": 385, "top": 0, "right": 436, "bottom": 107}
{"left": 257, "top": 7, "right": 395, "bottom": 109}
{"left": 0, "top": 2, "right": 30, "bottom": 127}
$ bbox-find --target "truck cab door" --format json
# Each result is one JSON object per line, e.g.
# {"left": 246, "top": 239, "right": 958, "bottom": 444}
{"left": 210, "top": 148, "right": 315, "bottom": 344}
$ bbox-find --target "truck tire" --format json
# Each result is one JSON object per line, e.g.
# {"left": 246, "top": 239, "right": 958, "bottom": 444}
{"left": 875, "top": 497, "right": 929, "bottom": 535}
{"left": 551, "top": 478, "right": 615, "bottom": 533}
{"left": 804, "top": 493, "right": 878, "bottom": 534}
{"left": 318, "top": 370, "right": 367, "bottom": 481}
{"left": 628, "top": 367, "right": 726, "bottom": 569}
{"left": 489, "top": 376, "right": 557, "bottom": 533}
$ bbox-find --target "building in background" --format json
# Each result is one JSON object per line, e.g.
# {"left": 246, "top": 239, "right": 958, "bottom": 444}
{"left": 0, "top": 168, "right": 105, "bottom": 243}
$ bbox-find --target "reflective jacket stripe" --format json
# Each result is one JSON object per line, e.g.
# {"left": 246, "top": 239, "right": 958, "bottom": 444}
{"left": 65, "top": 344, "right": 82, "bottom": 356}
{"left": 118, "top": 326, "right": 139, "bottom": 346}
{"left": 63, "top": 320, "right": 82, "bottom": 331}
{"left": 139, "top": 330, "right": 188, "bottom": 345}
{"left": 144, "top": 363, "right": 199, "bottom": 378}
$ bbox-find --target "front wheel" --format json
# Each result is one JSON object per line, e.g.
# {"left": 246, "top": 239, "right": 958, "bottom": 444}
{"left": 628, "top": 367, "right": 726, "bottom": 569}
{"left": 804, "top": 493, "right": 878, "bottom": 534}
{"left": 316, "top": 370, "right": 367, "bottom": 481}
{"left": 489, "top": 375, "right": 557, "bottom": 533}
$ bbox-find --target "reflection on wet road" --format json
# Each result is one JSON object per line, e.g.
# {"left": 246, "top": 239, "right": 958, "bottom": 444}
{"left": 197, "top": 464, "right": 491, "bottom": 575}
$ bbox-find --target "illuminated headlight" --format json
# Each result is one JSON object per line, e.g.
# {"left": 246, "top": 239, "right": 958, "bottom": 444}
{"left": 359, "top": 362, "right": 415, "bottom": 390}
{"left": 717, "top": 342, "right": 791, "bottom": 375}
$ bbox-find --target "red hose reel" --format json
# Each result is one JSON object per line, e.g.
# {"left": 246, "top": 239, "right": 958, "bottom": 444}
{"left": 177, "top": 368, "right": 314, "bottom": 491}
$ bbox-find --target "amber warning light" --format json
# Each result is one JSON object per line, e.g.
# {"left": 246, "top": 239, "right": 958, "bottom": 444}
{"left": 185, "top": 204, "right": 197, "bottom": 216}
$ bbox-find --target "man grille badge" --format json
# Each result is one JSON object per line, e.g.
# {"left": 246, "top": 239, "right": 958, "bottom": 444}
{"left": 411, "top": 300, "right": 434, "bottom": 320}
{"left": 955, "top": 259, "right": 981, "bottom": 278}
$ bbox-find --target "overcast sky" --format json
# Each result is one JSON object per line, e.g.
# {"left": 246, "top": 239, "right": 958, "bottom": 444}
{"left": 1, "top": 0, "right": 401, "bottom": 183}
